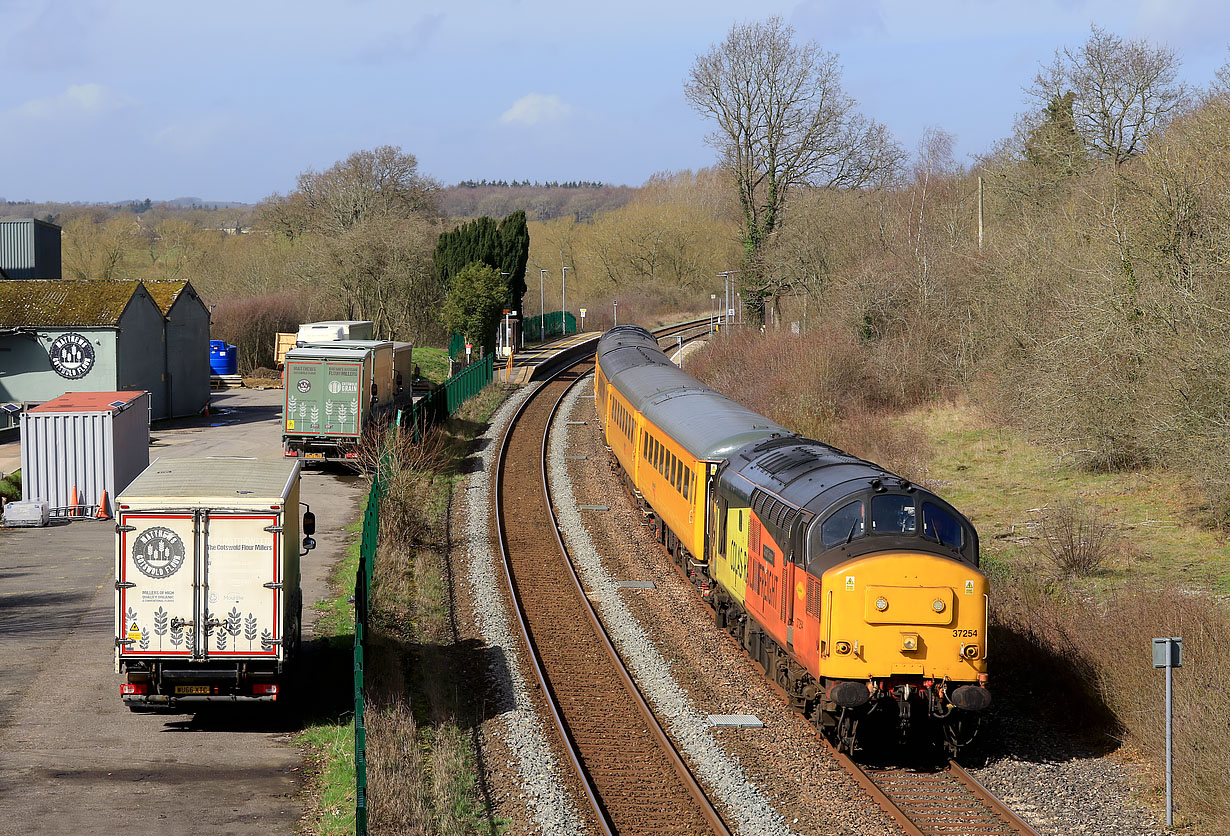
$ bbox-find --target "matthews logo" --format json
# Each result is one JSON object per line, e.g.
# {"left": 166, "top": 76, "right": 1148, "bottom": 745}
{"left": 132, "top": 527, "right": 187, "bottom": 579}
{"left": 48, "top": 333, "right": 96, "bottom": 380}
{"left": 328, "top": 380, "right": 358, "bottom": 394}
{"left": 296, "top": 379, "right": 311, "bottom": 393}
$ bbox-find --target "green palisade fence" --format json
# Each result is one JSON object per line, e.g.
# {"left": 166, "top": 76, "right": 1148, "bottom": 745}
{"left": 522, "top": 311, "right": 576, "bottom": 342}
{"left": 354, "top": 352, "right": 494, "bottom": 834}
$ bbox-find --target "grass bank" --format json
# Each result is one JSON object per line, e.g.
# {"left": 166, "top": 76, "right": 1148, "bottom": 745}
{"left": 362, "top": 383, "right": 509, "bottom": 835}
{"left": 296, "top": 499, "right": 364, "bottom": 835}
{"left": 918, "top": 402, "right": 1229, "bottom": 831}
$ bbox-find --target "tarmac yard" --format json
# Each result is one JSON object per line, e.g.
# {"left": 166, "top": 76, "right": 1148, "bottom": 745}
{"left": 0, "top": 388, "right": 364, "bottom": 835}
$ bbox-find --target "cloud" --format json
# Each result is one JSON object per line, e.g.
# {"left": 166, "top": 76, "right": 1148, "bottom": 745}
{"left": 152, "top": 114, "right": 236, "bottom": 155}
{"left": 500, "top": 93, "right": 573, "bottom": 127}
{"left": 13, "top": 83, "right": 133, "bottom": 122}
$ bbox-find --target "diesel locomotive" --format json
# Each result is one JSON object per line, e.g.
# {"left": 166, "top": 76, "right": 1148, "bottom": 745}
{"left": 594, "top": 325, "right": 990, "bottom": 754}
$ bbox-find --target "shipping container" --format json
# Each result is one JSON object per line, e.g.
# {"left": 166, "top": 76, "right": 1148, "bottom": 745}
{"left": 295, "top": 320, "right": 374, "bottom": 345}
{"left": 114, "top": 457, "right": 314, "bottom": 709}
{"left": 20, "top": 391, "right": 150, "bottom": 518}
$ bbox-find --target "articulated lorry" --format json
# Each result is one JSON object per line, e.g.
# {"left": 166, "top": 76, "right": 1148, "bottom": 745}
{"left": 114, "top": 457, "right": 315, "bottom": 709}
{"left": 281, "top": 339, "right": 414, "bottom": 462}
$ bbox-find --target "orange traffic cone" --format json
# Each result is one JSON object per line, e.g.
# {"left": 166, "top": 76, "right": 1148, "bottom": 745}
{"left": 96, "top": 489, "right": 110, "bottom": 520}
{"left": 70, "top": 484, "right": 79, "bottom": 518}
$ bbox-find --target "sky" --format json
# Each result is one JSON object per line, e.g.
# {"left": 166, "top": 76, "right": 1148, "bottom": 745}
{"left": 1, "top": 0, "right": 1228, "bottom": 205}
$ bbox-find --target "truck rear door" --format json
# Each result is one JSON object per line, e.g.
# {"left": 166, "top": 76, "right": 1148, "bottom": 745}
{"left": 117, "top": 512, "right": 198, "bottom": 662}
{"left": 201, "top": 512, "right": 283, "bottom": 659}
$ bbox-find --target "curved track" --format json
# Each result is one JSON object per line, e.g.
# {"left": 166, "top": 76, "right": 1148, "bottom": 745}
{"left": 494, "top": 320, "right": 729, "bottom": 836}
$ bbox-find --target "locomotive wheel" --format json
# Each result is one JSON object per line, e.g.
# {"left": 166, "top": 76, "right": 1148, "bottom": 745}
{"left": 836, "top": 709, "right": 859, "bottom": 754}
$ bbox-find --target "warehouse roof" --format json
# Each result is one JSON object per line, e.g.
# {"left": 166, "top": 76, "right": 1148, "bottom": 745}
{"left": 142, "top": 279, "right": 199, "bottom": 316}
{"left": 0, "top": 279, "right": 147, "bottom": 327}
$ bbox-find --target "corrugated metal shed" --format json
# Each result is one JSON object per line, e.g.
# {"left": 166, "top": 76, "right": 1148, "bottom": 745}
{"left": 20, "top": 390, "right": 150, "bottom": 517}
{"left": 0, "top": 218, "right": 61, "bottom": 279}
{"left": 0, "top": 279, "right": 141, "bottom": 326}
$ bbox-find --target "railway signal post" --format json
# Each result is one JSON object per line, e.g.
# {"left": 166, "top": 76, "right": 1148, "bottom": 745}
{"left": 1152, "top": 636, "right": 1182, "bottom": 828}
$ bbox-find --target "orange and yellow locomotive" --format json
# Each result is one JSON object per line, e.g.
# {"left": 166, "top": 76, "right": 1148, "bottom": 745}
{"left": 595, "top": 326, "right": 989, "bottom": 754}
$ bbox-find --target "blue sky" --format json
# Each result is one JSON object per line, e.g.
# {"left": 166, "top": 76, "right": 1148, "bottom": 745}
{"left": 2, "top": 0, "right": 1227, "bottom": 204}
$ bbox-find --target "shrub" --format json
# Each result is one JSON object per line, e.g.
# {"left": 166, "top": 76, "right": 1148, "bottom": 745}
{"left": 1031, "top": 500, "right": 1117, "bottom": 576}
{"left": 209, "top": 292, "right": 309, "bottom": 374}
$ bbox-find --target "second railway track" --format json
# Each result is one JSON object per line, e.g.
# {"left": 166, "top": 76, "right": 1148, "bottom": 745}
{"left": 494, "top": 322, "right": 729, "bottom": 836}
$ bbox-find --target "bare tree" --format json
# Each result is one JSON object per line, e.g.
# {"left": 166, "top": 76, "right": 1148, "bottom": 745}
{"left": 295, "top": 145, "right": 441, "bottom": 234}
{"left": 1031, "top": 25, "right": 1187, "bottom": 166}
{"left": 684, "top": 17, "right": 903, "bottom": 273}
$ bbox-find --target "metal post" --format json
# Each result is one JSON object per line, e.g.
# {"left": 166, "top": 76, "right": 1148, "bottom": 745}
{"left": 1153, "top": 636, "right": 1182, "bottom": 829}
{"left": 540, "top": 269, "right": 546, "bottom": 341}
{"left": 1166, "top": 660, "right": 1173, "bottom": 828}
{"left": 677, "top": 336, "right": 683, "bottom": 368}
{"left": 977, "top": 175, "right": 984, "bottom": 250}
{"left": 613, "top": 300, "right": 618, "bottom": 327}
{"left": 710, "top": 294, "right": 716, "bottom": 334}
{"left": 561, "top": 266, "right": 570, "bottom": 336}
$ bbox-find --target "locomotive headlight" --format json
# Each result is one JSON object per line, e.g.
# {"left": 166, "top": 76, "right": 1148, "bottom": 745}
{"left": 901, "top": 632, "right": 920, "bottom": 651}
{"left": 874, "top": 596, "right": 889, "bottom": 612}
{"left": 932, "top": 598, "right": 946, "bottom": 613}
{"left": 835, "top": 641, "right": 852, "bottom": 655}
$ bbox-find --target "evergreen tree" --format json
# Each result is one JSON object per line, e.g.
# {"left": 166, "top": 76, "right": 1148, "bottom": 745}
{"left": 433, "top": 210, "right": 529, "bottom": 312}
{"left": 440, "top": 262, "right": 507, "bottom": 357}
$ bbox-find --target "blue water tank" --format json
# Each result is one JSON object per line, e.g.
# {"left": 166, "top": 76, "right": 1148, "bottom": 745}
{"left": 209, "top": 340, "right": 238, "bottom": 375}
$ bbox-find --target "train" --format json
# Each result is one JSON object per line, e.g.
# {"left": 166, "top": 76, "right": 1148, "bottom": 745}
{"left": 594, "top": 325, "right": 990, "bottom": 755}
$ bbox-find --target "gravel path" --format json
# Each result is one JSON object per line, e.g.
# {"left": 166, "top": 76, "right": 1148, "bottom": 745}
{"left": 456, "top": 383, "right": 587, "bottom": 836}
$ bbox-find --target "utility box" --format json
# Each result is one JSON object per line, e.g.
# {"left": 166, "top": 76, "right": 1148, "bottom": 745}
{"left": 21, "top": 391, "right": 150, "bottom": 518}
{"left": 3, "top": 500, "right": 50, "bottom": 527}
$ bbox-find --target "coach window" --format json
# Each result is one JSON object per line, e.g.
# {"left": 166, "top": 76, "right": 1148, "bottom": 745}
{"left": 821, "top": 500, "right": 864, "bottom": 549}
{"left": 871, "top": 494, "right": 916, "bottom": 534}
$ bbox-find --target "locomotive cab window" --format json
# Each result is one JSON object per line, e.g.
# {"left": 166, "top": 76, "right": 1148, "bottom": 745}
{"left": 922, "top": 502, "right": 964, "bottom": 549}
{"left": 821, "top": 500, "right": 864, "bottom": 548}
{"left": 871, "top": 494, "right": 916, "bottom": 534}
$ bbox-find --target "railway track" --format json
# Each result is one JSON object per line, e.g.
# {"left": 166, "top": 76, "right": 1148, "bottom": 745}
{"left": 822, "top": 731, "right": 1042, "bottom": 836}
{"left": 494, "top": 320, "right": 729, "bottom": 836}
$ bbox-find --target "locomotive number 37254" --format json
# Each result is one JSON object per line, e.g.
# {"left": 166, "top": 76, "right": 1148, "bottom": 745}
{"left": 953, "top": 629, "right": 979, "bottom": 637}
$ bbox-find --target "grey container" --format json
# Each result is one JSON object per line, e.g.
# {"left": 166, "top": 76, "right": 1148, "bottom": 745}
{"left": 20, "top": 390, "right": 150, "bottom": 518}
{"left": 0, "top": 218, "right": 62, "bottom": 279}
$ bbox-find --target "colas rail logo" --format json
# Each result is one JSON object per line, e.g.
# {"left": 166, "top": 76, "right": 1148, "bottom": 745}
{"left": 132, "top": 526, "right": 187, "bottom": 579}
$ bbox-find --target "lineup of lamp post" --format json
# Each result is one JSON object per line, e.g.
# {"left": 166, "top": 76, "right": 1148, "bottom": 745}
{"left": 530, "top": 267, "right": 743, "bottom": 343}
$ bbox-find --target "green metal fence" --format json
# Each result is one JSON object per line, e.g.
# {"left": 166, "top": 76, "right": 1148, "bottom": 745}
{"left": 353, "top": 352, "right": 495, "bottom": 834}
{"left": 403, "top": 354, "right": 494, "bottom": 443}
{"left": 522, "top": 311, "right": 576, "bottom": 341}
{"left": 354, "top": 470, "right": 383, "bottom": 834}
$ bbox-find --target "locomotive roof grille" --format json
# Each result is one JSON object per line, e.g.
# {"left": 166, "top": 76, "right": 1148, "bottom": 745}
{"left": 751, "top": 488, "right": 799, "bottom": 531}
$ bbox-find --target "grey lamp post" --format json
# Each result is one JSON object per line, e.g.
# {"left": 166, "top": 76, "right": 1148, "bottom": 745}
{"left": 540, "top": 269, "right": 547, "bottom": 340}
{"left": 613, "top": 300, "right": 618, "bottom": 327}
{"left": 561, "top": 266, "right": 571, "bottom": 336}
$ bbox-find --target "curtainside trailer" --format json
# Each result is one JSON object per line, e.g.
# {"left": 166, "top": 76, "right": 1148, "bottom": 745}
{"left": 114, "top": 457, "right": 316, "bottom": 709}
{"left": 281, "top": 340, "right": 414, "bottom": 462}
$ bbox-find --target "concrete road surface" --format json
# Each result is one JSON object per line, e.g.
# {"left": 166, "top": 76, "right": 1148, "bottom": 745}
{"left": 0, "top": 388, "right": 365, "bottom": 835}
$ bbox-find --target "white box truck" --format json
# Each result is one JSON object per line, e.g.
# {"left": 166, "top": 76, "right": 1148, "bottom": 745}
{"left": 295, "top": 320, "right": 375, "bottom": 345}
{"left": 114, "top": 457, "right": 316, "bottom": 709}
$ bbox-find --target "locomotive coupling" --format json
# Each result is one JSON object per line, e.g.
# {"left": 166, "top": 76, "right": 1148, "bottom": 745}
{"left": 949, "top": 685, "right": 992, "bottom": 711}
{"left": 827, "top": 680, "right": 872, "bottom": 708}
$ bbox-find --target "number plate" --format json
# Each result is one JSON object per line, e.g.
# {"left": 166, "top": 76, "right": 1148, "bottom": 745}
{"left": 175, "top": 685, "right": 211, "bottom": 695}
{"left": 305, "top": 452, "right": 325, "bottom": 460}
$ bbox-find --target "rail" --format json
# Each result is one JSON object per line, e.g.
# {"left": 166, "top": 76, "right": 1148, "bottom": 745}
{"left": 493, "top": 319, "right": 729, "bottom": 835}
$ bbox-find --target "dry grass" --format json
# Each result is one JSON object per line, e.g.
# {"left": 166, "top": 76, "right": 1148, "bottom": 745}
{"left": 358, "top": 388, "right": 506, "bottom": 835}
{"left": 994, "top": 573, "right": 1230, "bottom": 829}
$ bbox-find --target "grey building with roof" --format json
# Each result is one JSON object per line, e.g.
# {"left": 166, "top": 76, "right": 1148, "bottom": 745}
{"left": 144, "top": 279, "right": 210, "bottom": 418}
{"left": 0, "top": 280, "right": 172, "bottom": 419}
